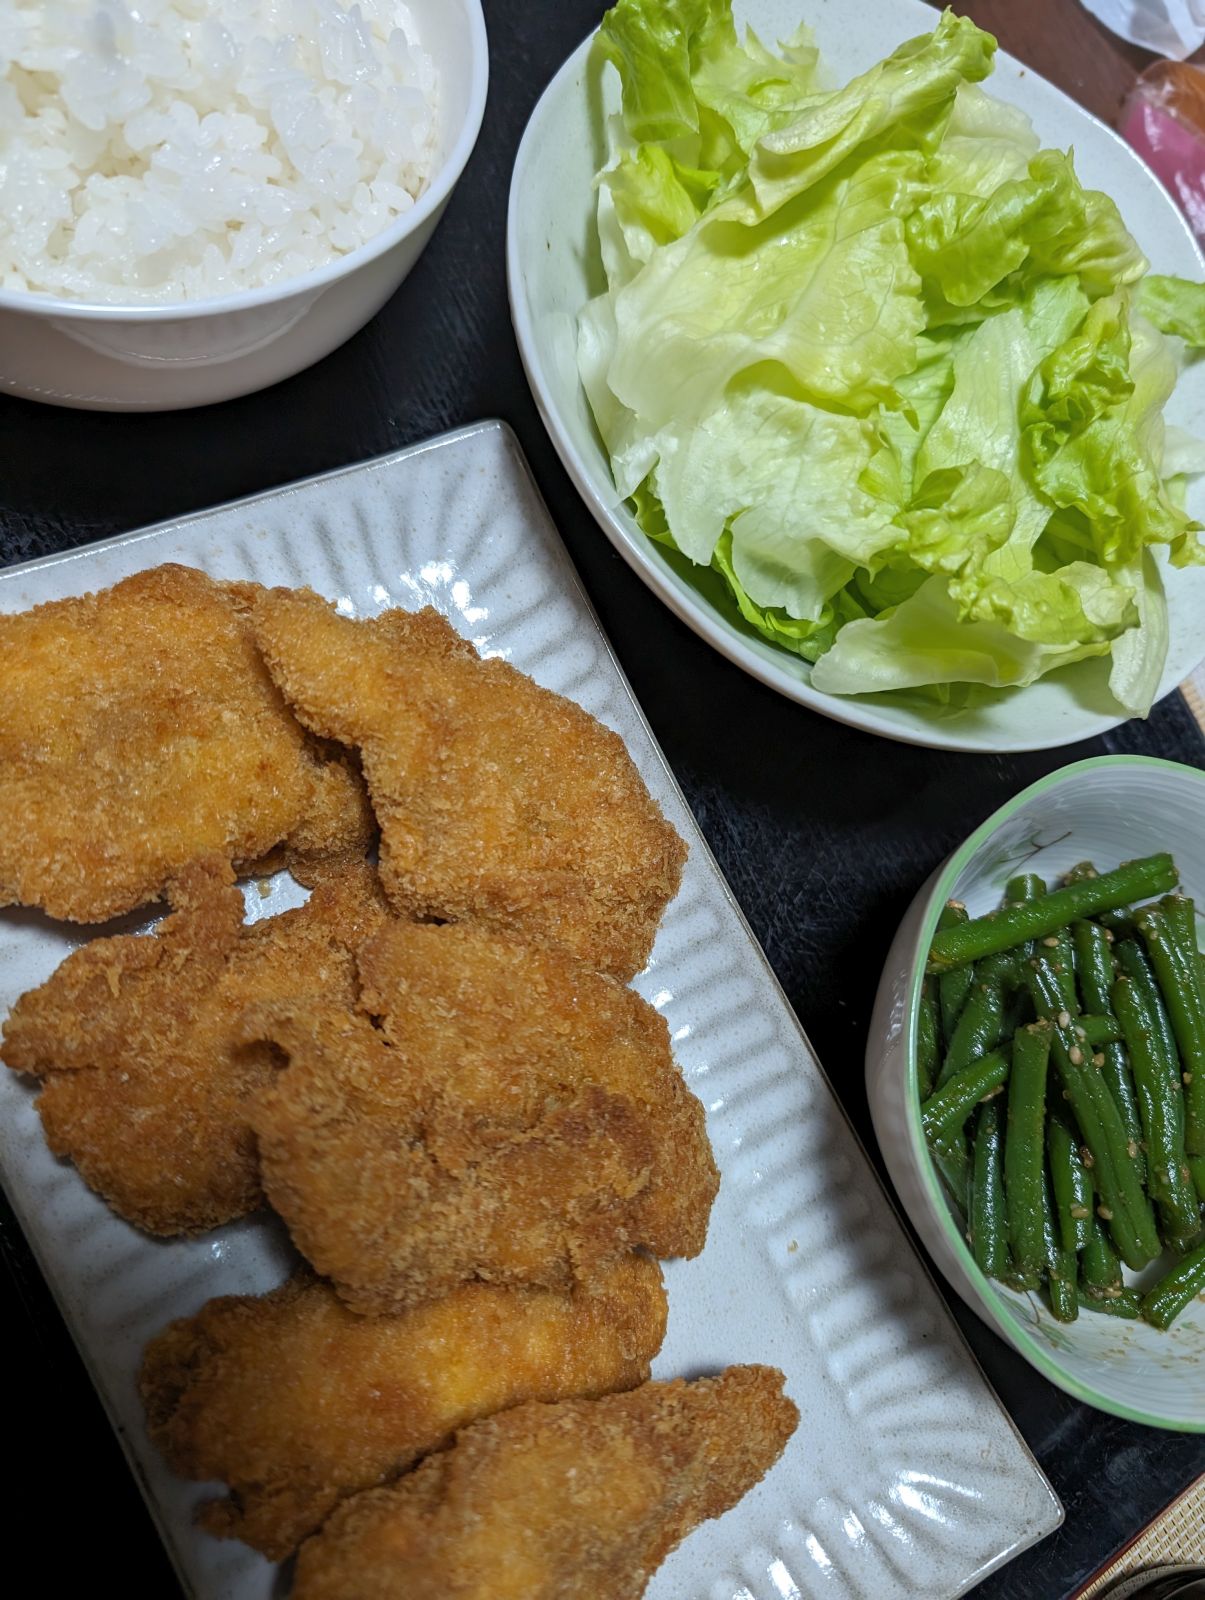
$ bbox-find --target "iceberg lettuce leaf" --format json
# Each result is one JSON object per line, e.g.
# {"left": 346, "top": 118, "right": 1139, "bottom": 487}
{"left": 603, "top": 151, "right": 925, "bottom": 434}
{"left": 595, "top": 0, "right": 737, "bottom": 143}
{"left": 746, "top": 10, "right": 995, "bottom": 219}
{"left": 582, "top": 0, "right": 1205, "bottom": 717}
{"left": 1108, "top": 553, "right": 1169, "bottom": 718}
{"left": 1136, "top": 274, "right": 1205, "bottom": 347}
{"left": 652, "top": 385, "right": 894, "bottom": 616}
{"left": 906, "top": 149, "right": 1145, "bottom": 318}
{"left": 808, "top": 574, "right": 1111, "bottom": 695}
{"left": 1021, "top": 294, "right": 1202, "bottom": 569}
{"left": 692, "top": 24, "right": 821, "bottom": 156}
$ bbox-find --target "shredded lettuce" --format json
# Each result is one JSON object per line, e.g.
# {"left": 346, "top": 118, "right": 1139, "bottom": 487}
{"left": 1137, "top": 274, "right": 1205, "bottom": 347}
{"left": 580, "top": 0, "right": 1204, "bottom": 715}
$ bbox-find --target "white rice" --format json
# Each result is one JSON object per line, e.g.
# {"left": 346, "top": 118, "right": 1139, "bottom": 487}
{"left": 0, "top": 0, "right": 440, "bottom": 303}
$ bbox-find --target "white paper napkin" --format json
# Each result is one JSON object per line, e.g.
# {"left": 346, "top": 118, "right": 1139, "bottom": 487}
{"left": 1081, "top": 0, "right": 1205, "bottom": 58}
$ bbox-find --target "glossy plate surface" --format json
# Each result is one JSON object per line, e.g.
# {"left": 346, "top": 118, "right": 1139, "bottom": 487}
{"left": 507, "top": 0, "right": 1205, "bottom": 752}
{"left": 0, "top": 422, "right": 1060, "bottom": 1597}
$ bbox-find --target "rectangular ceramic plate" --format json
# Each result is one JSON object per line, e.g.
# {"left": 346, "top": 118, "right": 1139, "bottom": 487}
{"left": 0, "top": 421, "right": 1061, "bottom": 1599}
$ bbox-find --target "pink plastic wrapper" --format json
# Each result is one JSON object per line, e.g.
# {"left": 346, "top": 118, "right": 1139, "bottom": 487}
{"left": 1121, "top": 62, "right": 1205, "bottom": 245}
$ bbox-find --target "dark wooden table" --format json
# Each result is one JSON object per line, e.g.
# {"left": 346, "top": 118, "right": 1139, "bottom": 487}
{"left": 953, "top": 0, "right": 1158, "bottom": 124}
{"left": 1, "top": 1, "right": 1202, "bottom": 1595}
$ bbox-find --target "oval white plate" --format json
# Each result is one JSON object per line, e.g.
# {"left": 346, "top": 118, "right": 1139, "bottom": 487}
{"left": 508, "top": 0, "right": 1205, "bottom": 752}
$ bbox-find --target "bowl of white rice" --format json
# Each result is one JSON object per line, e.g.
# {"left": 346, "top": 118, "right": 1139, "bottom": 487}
{"left": 0, "top": 0, "right": 487, "bottom": 409}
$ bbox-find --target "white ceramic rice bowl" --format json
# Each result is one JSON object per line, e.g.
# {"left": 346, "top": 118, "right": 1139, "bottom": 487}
{"left": 866, "top": 756, "right": 1205, "bottom": 1430}
{"left": 0, "top": 0, "right": 488, "bottom": 411}
{"left": 507, "top": 0, "right": 1205, "bottom": 752}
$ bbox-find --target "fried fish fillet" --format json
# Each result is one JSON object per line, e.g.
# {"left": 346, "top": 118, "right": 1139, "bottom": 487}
{"left": 251, "top": 587, "right": 686, "bottom": 979}
{"left": 140, "top": 1256, "right": 667, "bottom": 1561}
{"left": 292, "top": 1365, "right": 798, "bottom": 1600}
{"left": 2, "top": 858, "right": 391, "bottom": 1235}
{"left": 0, "top": 564, "right": 373, "bottom": 923}
{"left": 246, "top": 921, "right": 719, "bottom": 1313}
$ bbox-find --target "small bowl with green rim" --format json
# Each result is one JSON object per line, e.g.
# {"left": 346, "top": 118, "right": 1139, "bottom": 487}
{"left": 866, "top": 754, "right": 1205, "bottom": 1430}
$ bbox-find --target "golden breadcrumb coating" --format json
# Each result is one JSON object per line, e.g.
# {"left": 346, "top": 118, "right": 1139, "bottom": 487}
{"left": 2, "top": 858, "right": 391, "bottom": 1235}
{"left": 0, "top": 565, "right": 373, "bottom": 923}
{"left": 251, "top": 587, "right": 686, "bottom": 979}
{"left": 292, "top": 1366, "right": 799, "bottom": 1600}
{"left": 140, "top": 1256, "right": 667, "bottom": 1560}
{"left": 246, "top": 921, "right": 718, "bottom": 1313}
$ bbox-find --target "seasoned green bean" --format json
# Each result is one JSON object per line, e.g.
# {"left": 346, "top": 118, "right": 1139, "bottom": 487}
{"left": 1081, "top": 1216, "right": 1123, "bottom": 1299}
{"left": 1140, "top": 1237, "right": 1205, "bottom": 1330}
{"left": 1005, "top": 1023, "right": 1051, "bottom": 1280}
{"left": 1189, "top": 1153, "right": 1205, "bottom": 1205}
{"left": 1158, "top": 895, "right": 1203, "bottom": 967}
{"left": 1074, "top": 917, "right": 1116, "bottom": 1013}
{"left": 1006, "top": 872, "right": 1045, "bottom": 955}
{"left": 1041, "top": 1167, "right": 1078, "bottom": 1323}
{"left": 1042, "top": 928, "right": 1079, "bottom": 1013}
{"left": 1048, "top": 1110, "right": 1092, "bottom": 1255}
{"left": 1028, "top": 959, "right": 1161, "bottom": 1270}
{"left": 1063, "top": 862, "right": 1097, "bottom": 884}
{"left": 1065, "top": 863, "right": 1138, "bottom": 940}
{"left": 1138, "top": 899, "right": 1205, "bottom": 1158}
{"left": 1007, "top": 873, "right": 1047, "bottom": 900}
{"left": 1075, "top": 1014, "right": 1123, "bottom": 1048}
{"left": 1074, "top": 918, "right": 1145, "bottom": 1185}
{"left": 998, "top": 876, "right": 1043, "bottom": 1024}
{"left": 917, "top": 978, "right": 940, "bottom": 1101}
{"left": 969, "top": 1102, "right": 1008, "bottom": 1279}
{"left": 1097, "top": 909, "right": 1138, "bottom": 940}
{"left": 999, "top": 1266, "right": 1041, "bottom": 1292}
{"left": 930, "top": 1130, "right": 970, "bottom": 1211}
{"left": 923, "top": 1050, "right": 1010, "bottom": 1142}
{"left": 1003, "top": 873, "right": 1042, "bottom": 1031}
{"left": 937, "top": 903, "right": 973, "bottom": 1046}
{"left": 1116, "top": 941, "right": 1182, "bottom": 1078}
{"left": 927, "top": 855, "right": 1178, "bottom": 974}
{"left": 1001, "top": 988, "right": 1031, "bottom": 1038}
{"left": 936, "top": 954, "right": 1013, "bottom": 1089}
{"left": 1078, "top": 1287, "right": 1143, "bottom": 1320}
{"left": 1112, "top": 975, "right": 1199, "bottom": 1251}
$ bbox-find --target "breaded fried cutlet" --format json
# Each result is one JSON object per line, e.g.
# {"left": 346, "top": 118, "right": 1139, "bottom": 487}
{"left": 140, "top": 1255, "right": 667, "bottom": 1560}
{"left": 0, "top": 565, "right": 373, "bottom": 922}
{"left": 2, "top": 858, "right": 391, "bottom": 1235}
{"left": 292, "top": 1365, "right": 799, "bottom": 1600}
{"left": 251, "top": 588, "right": 686, "bottom": 979}
{"left": 246, "top": 921, "right": 719, "bottom": 1313}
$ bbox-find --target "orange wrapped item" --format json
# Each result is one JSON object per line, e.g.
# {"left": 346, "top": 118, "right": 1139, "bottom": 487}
{"left": 1122, "top": 61, "right": 1205, "bottom": 241}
